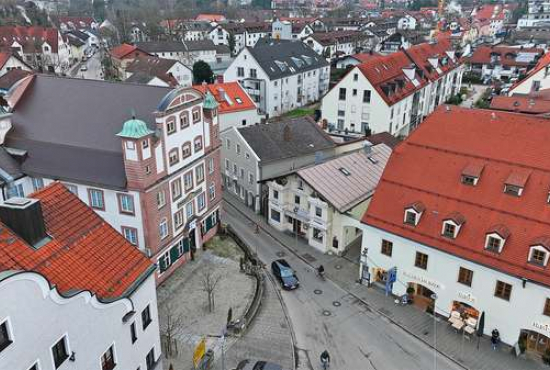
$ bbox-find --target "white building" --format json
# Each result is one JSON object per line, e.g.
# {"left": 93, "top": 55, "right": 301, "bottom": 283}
{"left": 517, "top": 0, "right": 550, "bottom": 30}
{"left": 267, "top": 142, "right": 392, "bottom": 254}
{"left": 224, "top": 39, "right": 330, "bottom": 117}
{"left": 360, "top": 106, "right": 550, "bottom": 359}
{"left": 209, "top": 22, "right": 271, "bottom": 55}
{"left": 0, "top": 182, "right": 162, "bottom": 370}
{"left": 321, "top": 39, "right": 464, "bottom": 137}
{"left": 271, "top": 19, "right": 314, "bottom": 40}
{"left": 303, "top": 31, "right": 371, "bottom": 59}
{"left": 397, "top": 13, "right": 418, "bottom": 30}
{"left": 0, "top": 52, "right": 31, "bottom": 78}
{"left": 508, "top": 52, "right": 550, "bottom": 95}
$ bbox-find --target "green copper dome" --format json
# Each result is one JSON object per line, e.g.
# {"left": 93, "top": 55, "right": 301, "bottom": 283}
{"left": 117, "top": 118, "right": 154, "bottom": 139}
{"left": 203, "top": 91, "right": 219, "bottom": 110}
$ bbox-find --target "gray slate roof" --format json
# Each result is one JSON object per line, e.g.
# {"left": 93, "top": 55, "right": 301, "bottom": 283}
{"left": 137, "top": 41, "right": 186, "bottom": 53}
{"left": 238, "top": 117, "right": 335, "bottom": 162}
{"left": 0, "top": 146, "right": 23, "bottom": 185}
{"left": 6, "top": 75, "right": 171, "bottom": 188}
{"left": 247, "top": 39, "right": 329, "bottom": 80}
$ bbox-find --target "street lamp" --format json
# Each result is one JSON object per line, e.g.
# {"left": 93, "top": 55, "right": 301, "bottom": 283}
{"left": 431, "top": 293, "right": 438, "bottom": 370}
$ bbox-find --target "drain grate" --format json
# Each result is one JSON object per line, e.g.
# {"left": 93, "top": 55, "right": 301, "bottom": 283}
{"left": 302, "top": 253, "right": 317, "bottom": 263}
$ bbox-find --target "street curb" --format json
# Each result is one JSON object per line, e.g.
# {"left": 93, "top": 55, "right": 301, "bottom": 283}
{"left": 265, "top": 272, "right": 298, "bottom": 370}
{"left": 224, "top": 198, "right": 470, "bottom": 370}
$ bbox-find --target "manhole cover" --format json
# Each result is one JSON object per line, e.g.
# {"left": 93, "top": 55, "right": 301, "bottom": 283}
{"left": 332, "top": 301, "right": 341, "bottom": 307}
{"left": 276, "top": 251, "right": 286, "bottom": 257}
{"left": 334, "top": 264, "right": 342, "bottom": 270}
{"left": 314, "top": 289, "right": 323, "bottom": 295}
{"left": 322, "top": 310, "right": 332, "bottom": 316}
{"left": 302, "top": 253, "right": 317, "bottom": 263}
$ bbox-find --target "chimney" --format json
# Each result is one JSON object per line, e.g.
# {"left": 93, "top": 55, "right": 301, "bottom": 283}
{"left": 218, "top": 87, "right": 226, "bottom": 101}
{"left": 283, "top": 125, "right": 292, "bottom": 141}
{"left": 0, "top": 197, "right": 49, "bottom": 248}
{"left": 363, "top": 141, "right": 373, "bottom": 155}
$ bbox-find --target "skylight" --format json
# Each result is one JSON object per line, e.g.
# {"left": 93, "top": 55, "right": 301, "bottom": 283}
{"left": 339, "top": 167, "right": 351, "bottom": 176}
{"left": 235, "top": 97, "right": 243, "bottom": 104}
{"left": 291, "top": 57, "right": 304, "bottom": 68}
{"left": 275, "top": 60, "right": 287, "bottom": 72}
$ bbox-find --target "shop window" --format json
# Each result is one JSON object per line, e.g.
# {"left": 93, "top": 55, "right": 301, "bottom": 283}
{"left": 313, "top": 228, "right": 323, "bottom": 242}
{"left": 271, "top": 209, "right": 281, "bottom": 222}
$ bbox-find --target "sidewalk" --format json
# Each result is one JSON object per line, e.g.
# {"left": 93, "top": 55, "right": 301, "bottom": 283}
{"left": 224, "top": 194, "right": 546, "bottom": 370}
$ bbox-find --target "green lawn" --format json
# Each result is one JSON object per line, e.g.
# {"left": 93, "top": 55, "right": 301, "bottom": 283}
{"left": 282, "top": 107, "right": 316, "bottom": 118}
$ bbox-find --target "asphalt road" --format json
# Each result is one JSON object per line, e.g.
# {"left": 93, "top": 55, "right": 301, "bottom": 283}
{"left": 71, "top": 51, "right": 103, "bottom": 80}
{"left": 223, "top": 201, "right": 464, "bottom": 370}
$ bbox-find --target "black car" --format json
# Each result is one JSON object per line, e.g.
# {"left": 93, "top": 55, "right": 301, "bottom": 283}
{"left": 235, "top": 359, "right": 283, "bottom": 370}
{"left": 271, "top": 259, "right": 299, "bottom": 290}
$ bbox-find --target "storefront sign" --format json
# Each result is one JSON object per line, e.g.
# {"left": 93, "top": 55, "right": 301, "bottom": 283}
{"left": 532, "top": 321, "right": 550, "bottom": 334}
{"left": 403, "top": 270, "right": 443, "bottom": 290}
{"left": 458, "top": 291, "right": 476, "bottom": 304}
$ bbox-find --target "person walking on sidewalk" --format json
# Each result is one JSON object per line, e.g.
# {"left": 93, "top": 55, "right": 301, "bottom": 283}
{"left": 254, "top": 223, "right": 260, "bottom": 234}
{"left": 491, "top": 329, "right": 500, "bottom": 350}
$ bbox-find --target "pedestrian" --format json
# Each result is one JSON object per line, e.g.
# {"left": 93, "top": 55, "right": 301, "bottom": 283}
{"left": 491, "top": 329, "right": 500, "bottom": 350}
{"left": 255, "top": 223, "right": 260, "bottom": 234}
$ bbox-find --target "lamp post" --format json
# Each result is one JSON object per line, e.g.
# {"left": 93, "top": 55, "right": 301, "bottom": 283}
{"left": 431, "top": 293, "right": 438, "bottom": 370}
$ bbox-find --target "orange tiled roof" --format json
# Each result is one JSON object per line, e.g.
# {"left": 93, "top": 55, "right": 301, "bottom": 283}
{"left": 195, "top": 14, "right": 226, "bottom": 22}
{"left": 110, "top": 43, "right": 140, "bottom": 59}
{"left": 468, "top": 45, "right": 543, "bottom": 67}
{"left": 363, "top": 106, "right": 550, "bottom": 287}
{"left": 490, "top": 95, "right": 550, "bottom": 114}
{"left": 0, "top": 182, "right": 153, "bottom": 300}
{"left": 194, "top": 82, "right": 256, "bottom": 114}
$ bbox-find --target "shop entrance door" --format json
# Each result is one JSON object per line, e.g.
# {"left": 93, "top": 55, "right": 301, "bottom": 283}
{"left": 521, "top": 330, "right": 550, "bottom": 357}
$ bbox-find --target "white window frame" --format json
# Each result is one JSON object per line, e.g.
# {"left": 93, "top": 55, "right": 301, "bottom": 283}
{"left": 485, "top": 233, "right": 504, "bottom": 253}
{"left": 529, "top": 245, "right": 550, "bottom": 266}
{"left": 404, "top": 209, "right": 420, "bottom": 226}
{"left": 159, "top": 219, "right": 169, "bottom": 239}
{"left": 99, "top": 343, "right": 117, "bottom": 370}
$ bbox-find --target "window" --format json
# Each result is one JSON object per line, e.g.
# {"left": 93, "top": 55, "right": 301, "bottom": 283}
{"left": 245, "top": 152, "right": 250, "bottom": 160}
{"left": 442, "top": 222, "right": 456, "bottom": 238}
{"left": 225, "top": 159, "right": 230, "bottom": 170}
{"left": 174, "top": 210, "right": 184, "bottom": 229}
{"left": 530, "top": 248, "right": 547, "bottom": 266}
{"left": 192, "top": 110, "right": 201, "bottom": 123}
{"left": 381, "top": 239, "right": 393, "bottom": 257}
{"left": 122, "top": 227, "right": 138, "bottom": 246}
{"left": 52, "top": 336, "right": 69, "bottom": 368}
{"left": 504, "top": 184, "right": 522, "bottom": 196}
{"left": 89, "top": 189, "right": 105, "bottom": 210}
{"left": 130, "top": 322, "right": 138, "bottom": 343}
{"left": 6, "top": 183, "right": 24, "bottom": 199}
{"left": 294, "top": 195, "right": 300, "bottom": 205}
{"left": 486, "top": 236, "right": 502, "bottom": 253}
{"left": 194, "top": 136, "right": 203, "bottom": 152}
{"left": 142, "top": 305, "right": 152, "bottom": 330}
{"left": 271, "top": 209, "right": 281, "bottom": 222}
{"left": 28, "top": 363, "right": 38, "bottom": 370}
{"left": 338, "top": 110, "right": 345, "bottom": 117}
{"left": 142, "top": 139, "right": 149, "bottom": 149}
{"left": 169, "top": 149, "right": 179, "bottom": 166}
{"left": 363, "top": 90, "right": 371, "bottom": 103}
{"left": 171, "top": 179, "right": 182, "bottom": 200}
{"left": 159, "top": 219, "right": 169, "bottom": 239}
{"left": 313, "top": 228, "right": 323, "bottom": 242}
{"left": 101, "top": 345, "right": 116, "bottom": 370}
{"left": 0, "top": 320, "right": 12, "bottom": 353}
{"left": 186, "top": 202, "right": 194, "bottom": 218}
{"left": 315, "top": 206, "right": 322, "bottom": 217}
{"left": 414, "top": 252, "right": 428, "bottom": 270}
{"left": 196, "top": 164, "right": 205, "bottom": 184}
{"left": 248, "top": 172, "right": 254, "bottom": 185}
{"left": 544, "top": 298, "right": 550, "bottom": 317}
{"left": 250, "top": 68, "right": 257, "bottom": 78}
{"left": 461, "top": 175, "right": 477, "bottom": 186}
{"left": 118, "top": 194, "right": 135, "bottom": 215}
{"left": 240, "top": 168, "right": 245, "bottom": 179}
{"left": 339, "top": 88, "right": 346, "bottom": 100}
{"left": 157, "top": 191, "right": 166, "bottom": 208}
{"left": 353, "top": 73, "right": 358, "bottom": 81}
{"left": 180, "top": 111, "right": 189, "bottom": 129}
{"left": 209, "top": 182, "right": 216, "bottom": 200}
{"left": 352, "top": 89, "right": 357, "bottom": 96}
{"left": 64, "top": 183, "right": 78, "bottom": 194}
{"left": 32, "top": 178, "right": 44, "bottom": 192}
{"left": 184, "top": 172, "right": 193, "bottom": 191}
{"left": 494, "top": 280, "right": 512, "bottom": 301}
{"left": 166, "top": 118, "right": 176, "bottom": 135}
{"left": 197, "top": 192, "right": 206, "bottom": 211}
{"left": 208, "top": 158, "right": 215, "bottom": 174}
{"left": 237, "top": 67, "right": 244, "bottom": 77}
{"left": 146, "top": 348, "right": 156, "bottom": 370}
{"left": 236, "top": 144, "right": 241, "bottom": 154}
{"left": 457, "top": 267, "right": 473, "bottom": 286}
{"left": 182, "top": 142, "right": 192, "bottom": 158}
{"left": 273, "top": 190, "right": 279, "bottom": 200}
{"left": 404, "top": 210, "right": 417, "bottom": 225}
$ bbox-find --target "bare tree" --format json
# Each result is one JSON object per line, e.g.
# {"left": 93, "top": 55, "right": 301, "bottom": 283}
{"left": 201, "top": 268, "right": 222, "bottom": 313}
{"left": 160, "top": 302, "right": 185, "bottom": 358}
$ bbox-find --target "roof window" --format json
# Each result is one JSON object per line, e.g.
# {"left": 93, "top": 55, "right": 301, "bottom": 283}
{"left": 461, "top": 163, "right": 484, "bottom": 186}
{"left": 441, "top": 212, "right": 465, "bottom": 239}
{"left": 529, "top": 237, "right": 550, "bottom": 267}
{"left": 504, "top": 170, "right": 530, "bottom": 197}
{"left": 404, "top": 201, "right": 425, "bottom": 226}
{"left": 339, "top": 167, "right": 351, "bottom": 176}
{"left": 485, "top": 224, "right": 510, "bottom": 253}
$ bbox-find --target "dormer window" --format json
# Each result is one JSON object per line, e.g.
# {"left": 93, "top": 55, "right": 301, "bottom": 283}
{"left": 529, "top": 237, "right": 550, "bottom": 267}
{"left": 404, "top": 201, "right": 425, "bottom": 226}
{"left": 504, "top": 170, "right": 530, "bottom": 197}
{"left": 485, "top": 224, "right": 510, "bottom": 253}
{"left": 461, "top": 163, "right": 484, "bottom": 186}
{"left": 441, "top": 212, "right": 465, "bottom": 239}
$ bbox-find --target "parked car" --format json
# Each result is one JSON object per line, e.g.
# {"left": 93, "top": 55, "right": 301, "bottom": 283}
{"left": 235, "top": 359, "right": 283, "bottom": 370}
{"left": 80, "top": 65, "right": 88, "bottom": 72}
{"left": 271, "top": 259, "right": 299, "bottom": 290}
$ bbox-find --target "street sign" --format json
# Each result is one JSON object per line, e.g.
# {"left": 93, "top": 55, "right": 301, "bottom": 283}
{"left": 193, "top": 337, "right": 206, "bottom": 368}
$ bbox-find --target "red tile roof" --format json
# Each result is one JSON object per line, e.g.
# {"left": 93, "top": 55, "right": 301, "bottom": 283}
{"left": 363, "top": 106, "right": 550, "bottom": 287}
{"left": 490, "top": 95, "right": 550, "bottom": 114}
{"left": 474, "top": 4, "right": 516, "bottom": 21}
{"left": 351, "top": 52, "right": 380, "bottom": 63}
{"left": 194, "top": 82, "right": 257, "bottom": 114}
{"left": 0, "top": 182, "right": 153, "bottom": 299}
{"left": 0, "top": 52, "right": 10, "bottom": 69}
{"left": 468, "top": 46, "right": 543, "bottom": 67}
{"left": 195, "top": 14, "right": 226, "bottom": 22}
{"left": 0, "top": 26, "right": 60, "bottom": 54}
{"left": 110, "top": 43, "right": 147, "bottom": 60}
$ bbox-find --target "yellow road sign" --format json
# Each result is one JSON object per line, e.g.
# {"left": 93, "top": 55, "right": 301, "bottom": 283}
{"left": 193, "top": 337, "right": 206, "bottom": 368}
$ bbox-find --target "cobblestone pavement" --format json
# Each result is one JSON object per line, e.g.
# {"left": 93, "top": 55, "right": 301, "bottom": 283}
{"left": 158, "top": 238, "right": 255, "bottom": 370}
